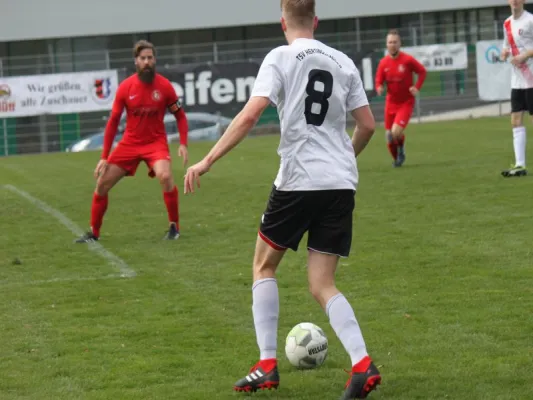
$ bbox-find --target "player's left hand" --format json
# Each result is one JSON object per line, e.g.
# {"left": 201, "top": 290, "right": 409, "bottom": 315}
{"left": 511, "top": 52, "right": 529, "bottom": 66}
{"left": 178, "top": 145, "right": 189, "bottom": 167}
{"left": 409, "top": 86, "right": 419, "bottom": 96}
{"left": 184, "top": 159, "right": 211, "bottom": 194}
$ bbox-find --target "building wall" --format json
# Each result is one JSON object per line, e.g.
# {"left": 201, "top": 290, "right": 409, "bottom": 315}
{"left": 2, "top": 0, "right": 508, "bottom": 42}
{"left": 2, "top": 5, "right": 526, "bottom": 79}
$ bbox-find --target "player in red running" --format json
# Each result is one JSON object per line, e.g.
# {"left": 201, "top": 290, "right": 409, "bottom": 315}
{"left": 375, "top": 29, "right": 427, "bottom": 167}
{"left": 76, "top": 40, "right": 189, "bottom": 243}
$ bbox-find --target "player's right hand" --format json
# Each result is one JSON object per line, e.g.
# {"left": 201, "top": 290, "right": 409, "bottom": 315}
{"left": 184, "top": 159, "right": 211, "bottom": 194}
{"left": 501, "top": 48, "right": 510, "bottom": 61}
{"left": 376, "top": 86, "right": 384, "bottom": 96}
{"left": 94, "top": 159, "right": 108, "bottom": 180}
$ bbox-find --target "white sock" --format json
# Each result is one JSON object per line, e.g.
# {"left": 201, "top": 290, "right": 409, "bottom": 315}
{"left": 252, "top": 278, "right": 279, "bottom": 360}
{"left": 326, "top": 293, "right": 368, "bottom": 366}
{"left": 513, "top": 126, "right": 527, "bottom": 167}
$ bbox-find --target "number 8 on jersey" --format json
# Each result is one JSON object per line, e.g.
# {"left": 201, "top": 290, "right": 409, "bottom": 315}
{"left": 305, "top": 69, "right": 333, "bottom": 126}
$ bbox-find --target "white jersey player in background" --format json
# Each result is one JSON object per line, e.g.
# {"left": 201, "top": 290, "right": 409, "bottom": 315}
{"left": 184, "top": 0, "right": 380, "bottom": 398}
{"left": 501, "top": 0, "right": 533, "bottom": 177}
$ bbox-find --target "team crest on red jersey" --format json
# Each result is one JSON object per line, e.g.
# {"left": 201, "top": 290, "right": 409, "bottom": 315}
{"left": 398, "top": 64, "right": 405, "bottom": 73}
{"left": 152, "top": 90, "right": 161, "bottom": 101}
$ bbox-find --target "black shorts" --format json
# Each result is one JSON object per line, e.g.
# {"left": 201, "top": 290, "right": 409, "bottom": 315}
{"left": 258, "top": 186, "right": 355, "bottom": 258}
{"left": 511, "top": 88, "right": 533, "bottom": 114}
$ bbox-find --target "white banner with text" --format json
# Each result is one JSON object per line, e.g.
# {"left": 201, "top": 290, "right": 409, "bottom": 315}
{"left": 386, "top": 43, "right": 468, "bottom": 71}
{"left": 0, "top": 70, "right": 119, "bottom": 118}
{"left": 476, "top": 40, "right": 511, "bottom": 101}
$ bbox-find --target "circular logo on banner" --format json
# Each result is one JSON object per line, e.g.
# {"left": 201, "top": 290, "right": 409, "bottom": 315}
{"left": 485, "top": 45, "right": 503, "bottom": 64}
{"left": 152, "top": 90, "right": 161, "bottom": 101}
{"left": 0, "top": 83, "right": 16, "bottom": 113}
{"left": 90, "top": 77, "right": 114, "bottom": 104}
{"left": 0, "top": 84, "right": 12, "bottom": 98}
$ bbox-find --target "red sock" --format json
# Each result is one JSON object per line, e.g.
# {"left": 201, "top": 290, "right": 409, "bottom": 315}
{"left": 387, "top": 140, "right": 398, "bottom": 160}
{"left": 90, "top": 193, "right": 108, "bottom": 238}
{"left": 397, "top": 134, "right": 405, "bottom": 148}
{"left": 163, "top": 186, "right": 179, "bottom": 229}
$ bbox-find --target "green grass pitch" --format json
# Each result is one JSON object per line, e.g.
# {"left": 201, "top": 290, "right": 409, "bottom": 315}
{"left": 0, "top": 116, "right": 532, "bottom": 399}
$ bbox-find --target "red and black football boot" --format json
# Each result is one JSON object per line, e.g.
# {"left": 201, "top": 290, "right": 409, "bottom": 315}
{"left": 233, "top": 358, "right": 280, "bottom": 393}
{"left": 340, "top": 356, "right": 381, "bottom": 399}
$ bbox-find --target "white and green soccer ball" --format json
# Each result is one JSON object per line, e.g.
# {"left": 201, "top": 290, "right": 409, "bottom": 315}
{"left": 285, "top": 322, "right": 328, "bottom": 369}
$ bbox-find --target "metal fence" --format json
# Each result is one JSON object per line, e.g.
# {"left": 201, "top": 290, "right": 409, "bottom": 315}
{"left": 0, "top": 22, "right": 508, "bottom": 156}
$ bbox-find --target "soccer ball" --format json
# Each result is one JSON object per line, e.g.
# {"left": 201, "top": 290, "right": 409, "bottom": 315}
{"left": 285, "top": 322, "right": 328, "bottom": 369}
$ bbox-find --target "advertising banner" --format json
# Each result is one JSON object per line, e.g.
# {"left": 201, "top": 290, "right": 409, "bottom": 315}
{"left": 475, "top": 40, "right": 511, "bottom": 101}
{"left": 0, "top": 70, "right": 119, "bottom": 118}
{"left": 385, "top": 43, "right": 468, "bottom": 71}
{"left": 158, "top": 53, "right": 378, "bottom": 117}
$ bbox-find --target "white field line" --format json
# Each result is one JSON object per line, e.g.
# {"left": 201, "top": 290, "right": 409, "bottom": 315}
{"left": 3, "top": 184, "right": 136, "bottom": 278}
{"left": 0, "top": 274, "right": 124, "bottom": 287}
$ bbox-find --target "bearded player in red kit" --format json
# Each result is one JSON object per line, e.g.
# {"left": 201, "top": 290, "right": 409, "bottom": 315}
{"left": 76, "top": 40, "right": 189, "bottom": 243}
{"left": 375, "top": 30, "right": 427, "bottom": 167}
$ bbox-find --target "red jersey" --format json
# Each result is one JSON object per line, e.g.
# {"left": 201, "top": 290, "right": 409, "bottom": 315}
{"left": 114, "top": 73, "right": 178, "bottom": 145}
{"left": 102, "top": 73, "right": 185, "bottom": 159}
{"left": 375, "top": 52, "right": 427, "bottom": 105}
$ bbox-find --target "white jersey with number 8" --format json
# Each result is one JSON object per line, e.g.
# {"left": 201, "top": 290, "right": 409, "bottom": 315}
{"left": 251, "top": 38, "right": 369, "bottom": 192}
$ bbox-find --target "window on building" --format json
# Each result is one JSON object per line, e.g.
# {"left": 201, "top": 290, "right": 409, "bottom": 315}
{"left": 108, "top": 34, "right": 136, "bottom": 71}
{"left": 72, "top": 36, "right": 109, "bottom": 72}
{"left": 468, "top": 10, "right": 479, "bottom": 43}
{"left": 479, "top": 8, "right": 497, "bottom": 40}
{"left": 8, "top": 40, "right": 51, "bottom": 76}
{"left": 0, "top": 42, "right": 8, "bottom": 76}
{"left": 215, "top": 25, "right": 247, "bottom": 61}
{"left": 150, "top": 31, "right": 181, "bottom": 67}
{"left": 439, "top": 11, "right": 455, "bottom": 43}
{"left": 359, "top": 16, "right": 383, "bottom": 50}
{"left": 421, "top": 12, "right": 436, "bottom": 45}
{"left": 455, "top": 11, "right": 467, "bottom": 42}
{"left": 177, "top": 28, "right": 214, "bottom": 64}
{"left": 398, "top": 13, "right": 422, "bottom": 46}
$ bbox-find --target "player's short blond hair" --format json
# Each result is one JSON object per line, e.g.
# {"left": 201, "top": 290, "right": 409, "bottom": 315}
{"left": 280, "top": 0, "right": 315, "bottom": 27}
{"left": 387, "top": 29, "right": 401, "bottom": 38}
{"left": 133, "top": 40, "right": 156, "bottom": 58}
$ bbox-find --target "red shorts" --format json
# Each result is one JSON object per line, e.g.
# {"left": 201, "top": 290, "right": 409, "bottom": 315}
{"left": 384, "top": 101, "right": 414, "bottom": 131}
{"left": 107, "top": 140, "right": 170, "bottom": 177}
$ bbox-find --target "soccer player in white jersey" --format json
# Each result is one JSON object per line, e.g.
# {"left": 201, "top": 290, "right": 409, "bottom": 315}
{"left": 501, "top": 0, "right": 533, "bottom": 177}
{"left": 184, "top": 0, "right": 380, "bottom": 398}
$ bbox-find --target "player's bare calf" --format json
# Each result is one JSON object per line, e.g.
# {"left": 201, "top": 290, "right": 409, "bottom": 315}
{"left": 307, "top": 250, "right": 344, "bottom": 309}
{"left": 152, "top": 159, "right": 175, "bottom": 192}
